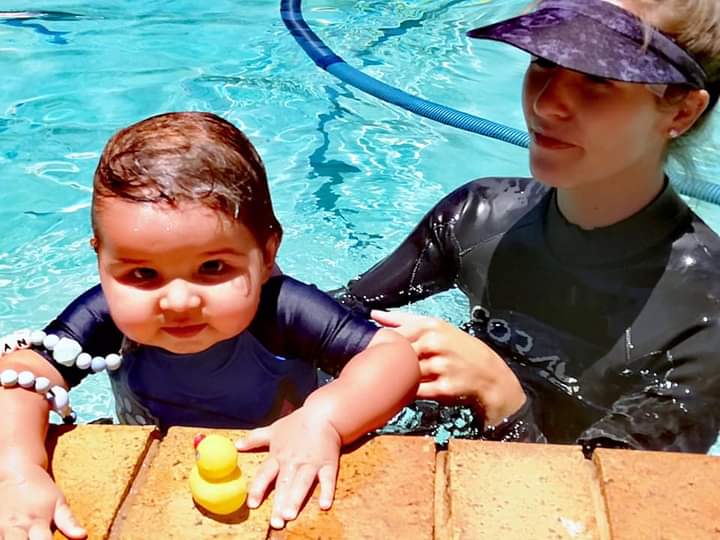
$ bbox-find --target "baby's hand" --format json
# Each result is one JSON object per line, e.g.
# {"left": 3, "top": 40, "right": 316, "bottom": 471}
{"left": 0, "top": 459, "right": 87, "bottom": 539}
{"left": 235, "top": 407, "right": 342, "bottom": 529}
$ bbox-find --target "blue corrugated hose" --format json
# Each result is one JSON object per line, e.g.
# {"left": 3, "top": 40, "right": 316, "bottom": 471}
{"left": 280, "top": 0, "right": 720, "bottom": 206}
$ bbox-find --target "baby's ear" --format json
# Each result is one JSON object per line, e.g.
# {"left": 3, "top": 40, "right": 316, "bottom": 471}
{"left": 261, "top": 235, "right": 280, "bottom": 281}
{"left": 89, "top": 237, "right": 99, "bottom": 252}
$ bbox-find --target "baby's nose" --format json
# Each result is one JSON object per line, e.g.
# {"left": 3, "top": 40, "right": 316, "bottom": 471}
{"left": 159, "top": 280, "right": 202, "bottom": 312}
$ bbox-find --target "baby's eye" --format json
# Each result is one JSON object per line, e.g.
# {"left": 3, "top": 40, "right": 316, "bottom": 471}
{"left": 130, "top": 268, "right": 158, "bottom": 281}
{"left": 199, "top": 260, "right": 226, "bottom": 274}
{"left": 530, "top": 56, "right": 557, "bottom": 70}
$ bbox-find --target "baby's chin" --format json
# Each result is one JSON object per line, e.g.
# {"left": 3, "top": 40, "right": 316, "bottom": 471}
{"left": 126, "top": 333, "right": 219, "bottom": 355}
{"left": 157, "top": 341, "right": 214, "bottom": 355}
{"left": 123, "top": 324, "right": 250, "bottom": 355}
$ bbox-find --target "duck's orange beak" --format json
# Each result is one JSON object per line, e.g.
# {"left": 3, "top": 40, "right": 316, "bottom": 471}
{"left": 193, "top": 433, "right": 206, "bottom": 449}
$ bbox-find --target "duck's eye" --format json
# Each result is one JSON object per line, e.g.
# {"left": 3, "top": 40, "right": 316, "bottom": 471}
{"left": 199, "top": 260, "right": 226, "bottom": 275}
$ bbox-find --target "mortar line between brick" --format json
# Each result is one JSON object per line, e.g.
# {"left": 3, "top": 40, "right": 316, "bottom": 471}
{"left": 587, "top": 454, "right": 613, "bottom": 540}
{"left": 107, "top": 430, "right": 162, "bottom": 540}
{"left": 264, "top": 517, "right": 273, "bottom": 540}
{"left": 434, "top": 449, "right": 451, "bottom": 540}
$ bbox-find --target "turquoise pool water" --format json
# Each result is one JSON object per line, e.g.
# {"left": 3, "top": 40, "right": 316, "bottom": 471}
{"left": 1, "top": 0, "right": 718, "bottom": 452}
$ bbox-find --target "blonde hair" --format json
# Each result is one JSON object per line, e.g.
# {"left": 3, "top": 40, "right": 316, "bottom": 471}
{"left": 630, "top": 0, "right": 720, "bottom": 108}
{"left": 626, "top": 0, "right": 720, "bottom": 170}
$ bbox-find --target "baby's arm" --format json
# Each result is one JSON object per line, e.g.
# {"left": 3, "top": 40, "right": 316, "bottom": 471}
{"left": 0, "top": 348, "right": 87, "bottom": 539}
{"left": 299, "top": 327, "right": 418, "bottom": 441}
{"left": 237, "top": 332, "right": 418, "bottom": 529}
{"left": 0, "top": 285, "right": 119, "bottom": 539}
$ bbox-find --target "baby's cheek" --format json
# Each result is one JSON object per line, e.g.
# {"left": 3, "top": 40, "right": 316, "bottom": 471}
{"left": 231, "top": 273, "right": 252, "bottom": 297}
{"left": 211, "top": 285, "right": 259, "bottom": 334}
{"left": 104, "top": 287, "right": 157, "bottom": 340}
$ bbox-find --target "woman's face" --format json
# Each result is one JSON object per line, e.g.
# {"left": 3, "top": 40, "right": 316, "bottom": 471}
{"left": 521, "top": 58, "right": 674, "bottom": 189}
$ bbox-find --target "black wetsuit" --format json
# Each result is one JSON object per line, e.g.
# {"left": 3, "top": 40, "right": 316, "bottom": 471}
{"left": 334, "top": 177, "right": 720, "bottom": 454}
{"left": 38, "top": 275, "right": 377, "bottom": 431}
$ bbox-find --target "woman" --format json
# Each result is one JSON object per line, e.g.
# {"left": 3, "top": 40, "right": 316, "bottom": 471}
{"left": 334, "top": 0, "right": 720, "bottom": 454}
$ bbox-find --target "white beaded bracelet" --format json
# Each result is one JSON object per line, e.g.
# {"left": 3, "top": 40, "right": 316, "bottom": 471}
{"left": 0, "top": 329, "right": 123, "bottom": 423}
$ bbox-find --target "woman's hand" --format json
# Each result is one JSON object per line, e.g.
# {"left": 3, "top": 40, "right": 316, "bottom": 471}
{"left": 235, "top": 406, "right": 341, "bottom": 530}
{"left": 0, "top": 458, "right": 87, "bottom": 540}
{"left": 371, "top": 310, "right": 526, "bottom": 426}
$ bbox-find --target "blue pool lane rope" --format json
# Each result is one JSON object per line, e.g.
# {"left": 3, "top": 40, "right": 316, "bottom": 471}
{"left": 280, "top": 0, "right": 720, "bottom": 206}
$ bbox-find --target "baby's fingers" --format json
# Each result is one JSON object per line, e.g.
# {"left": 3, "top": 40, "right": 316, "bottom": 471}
{"left": 53, "top": 500, "right": 86, "bottom": 539}
{"left": 28, "top": 522, "right": 53, "bottom": 540}
{"left": 269, "top": 468, "right": 294, "bottom": 529}
{"left": 279, "top": 465, "right": 319, "bottom": 522}
{"left": 247, "top": 457, "right": 279, "bottom": 510}
{"left": 317, "top": 463, "right": 338, "bottom": 510}
{"left": 3, "top": 526, "right": 27, "bottom": 540}
{"left": 235, "top": 426, "right": 271, "bottom": 452}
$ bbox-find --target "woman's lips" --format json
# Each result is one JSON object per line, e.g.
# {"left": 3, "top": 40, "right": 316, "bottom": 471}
{"left": 161, "top": 324, "right": 207, "bottom": 338}
{"left": 532, "top": 131, "right": 576, "bottom": 150}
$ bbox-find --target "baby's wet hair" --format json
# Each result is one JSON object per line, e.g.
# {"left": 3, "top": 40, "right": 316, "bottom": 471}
{"left": 91, "top": 112, "right": 282, "bottom": 249}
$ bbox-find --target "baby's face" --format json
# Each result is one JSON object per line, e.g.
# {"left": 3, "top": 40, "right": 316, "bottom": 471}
{"left": 93, "top": 198, "right": 275, "bottom": 354}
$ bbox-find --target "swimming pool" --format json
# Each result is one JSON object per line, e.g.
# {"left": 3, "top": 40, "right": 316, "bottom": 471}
{"left": 1, "top": 0, "right": 719, "bottom": 452}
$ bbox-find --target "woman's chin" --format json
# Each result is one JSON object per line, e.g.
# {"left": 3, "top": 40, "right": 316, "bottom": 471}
{"left": 530, "top": 164, "right": 581, "bottom": 189}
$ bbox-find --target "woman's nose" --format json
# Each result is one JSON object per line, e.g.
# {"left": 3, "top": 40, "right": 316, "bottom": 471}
{"left": 530, "top": 68, "right": 574, "bottom": 120}
{"left": 159, "top": 279, "right": 202, "bottom": 312}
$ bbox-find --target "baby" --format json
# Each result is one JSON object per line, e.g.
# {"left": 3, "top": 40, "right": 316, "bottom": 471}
{"left": 0, "top": 112, "right": 419, "bottom": 537}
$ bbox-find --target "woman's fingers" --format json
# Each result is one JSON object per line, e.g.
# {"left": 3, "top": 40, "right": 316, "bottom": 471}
{"left": 418, "top": 355, "right": 449, "bottom": 378}
{"left": 417, "top": 379, "right": 457, "bottom": 399}
{"left": 247, "top": 457, "right": 280, "bottom": 509}
{"left": 371, "top": 310, "right": 448, "bottom": 349}
{"left": 370, "top": 309, "right": 407, "bottom": 326}
{"left": 371, "top": 309, "right": 437, "bottom": 327}
{"left": 53, "top": 500, "right": 86, "bottom": 539}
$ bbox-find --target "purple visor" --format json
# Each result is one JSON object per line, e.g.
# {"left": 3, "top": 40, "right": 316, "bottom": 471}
{"left": 467, "top": 0, "right": 707, "bottom": 89}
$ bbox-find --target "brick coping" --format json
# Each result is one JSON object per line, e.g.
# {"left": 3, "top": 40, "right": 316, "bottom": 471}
{"left": 47, "top": 425, "right": 720, "bottom": 539}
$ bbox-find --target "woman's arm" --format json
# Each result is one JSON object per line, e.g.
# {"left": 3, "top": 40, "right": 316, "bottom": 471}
{"left": 331, "top": 186, "right": 474, "bottom": 313}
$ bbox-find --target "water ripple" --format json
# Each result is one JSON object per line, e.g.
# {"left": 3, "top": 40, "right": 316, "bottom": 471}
{"left": 1, "top": 0, "right": 718, "bottom": 443}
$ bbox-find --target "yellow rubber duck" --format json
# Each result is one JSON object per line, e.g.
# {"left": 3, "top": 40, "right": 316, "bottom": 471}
{"left": 189, "top": 433, "right": 248, "bottom": 515}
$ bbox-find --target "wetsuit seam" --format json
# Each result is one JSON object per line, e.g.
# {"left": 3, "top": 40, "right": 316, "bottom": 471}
{"left": 423, "top": 220, "right": 459, "bottom": 291}
{"left": 458, "top": 223, "right": 533, "bottom": 257}
{"left": 445, "top": 220, "right": 464, "bottom": 285}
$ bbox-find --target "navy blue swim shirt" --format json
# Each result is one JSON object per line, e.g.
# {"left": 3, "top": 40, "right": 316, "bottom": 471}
{"left": 38, "top": 275, "right": 378, "bottom": 430}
